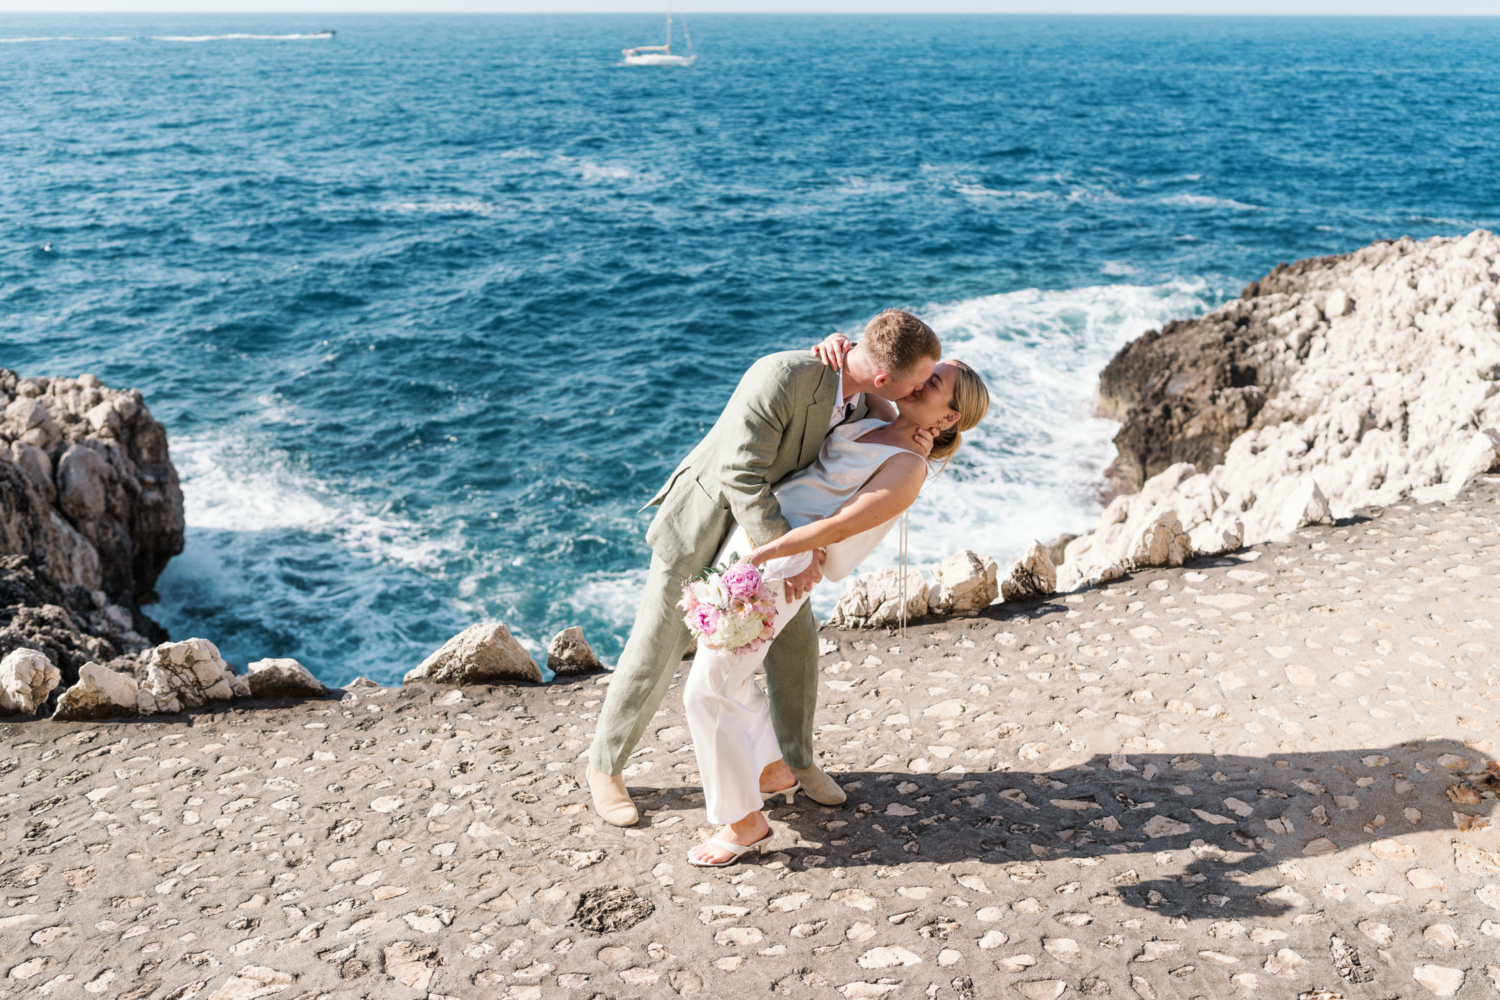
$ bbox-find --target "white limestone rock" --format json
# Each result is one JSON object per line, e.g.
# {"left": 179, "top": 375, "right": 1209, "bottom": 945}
{"left": 927, "top": 549, "right": 999, "bottom": 614}
{"left": 0, "top": 647, "right": 60, "bottom": 715}
{"left": 1189, "top": 512, "right": 1245, "bottom": 557}
{"left": 829, "top": 568, "right": 929, "bottom": 629}
{"left": 999, "top": 542, "right": 1057, "bottom": 603}
{"left": 141, "top": 637, "right": 249, "bottom": 711}
{"left": 2, "top": 395, "right": 60, "bottom": 449}
{"left": 1128, "top": 508, "right": 1192, "bottom": 569}
{"left": 247, "top": 657, "right": 329, "bottom": 698}
{"left": 1414, "top": 426, "right": 1500, "bottom": 502}
{"left": 547, "top": 626, "right": 604, "bottom": 677}
{"left": 53, "top": 660, "right": 140, "bottom": 721}
{"left": 404, "top": 622, "right": 543, "bottom": 685}
{"left": 1279, "top": 476, "right": 1334, "bottom": 533}
{"left": 1058, "top": 232, "right": 1500, "bottom": 588}
{"left": 1453, "top": 426, "right": 1500, "bottom": 486}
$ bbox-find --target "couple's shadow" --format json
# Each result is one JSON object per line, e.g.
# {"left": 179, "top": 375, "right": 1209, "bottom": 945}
{"left": 639, "top": 740, "right": 1497, "bottom": 919}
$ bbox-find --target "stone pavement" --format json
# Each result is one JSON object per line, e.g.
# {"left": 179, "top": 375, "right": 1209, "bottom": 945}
{"left": 3, "top": 482, "right": 1500, "bottom": 1000}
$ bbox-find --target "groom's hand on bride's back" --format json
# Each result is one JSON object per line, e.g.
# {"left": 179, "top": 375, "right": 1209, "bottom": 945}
{"left": 811, "top": 332, "right": 853, "bottom": 370}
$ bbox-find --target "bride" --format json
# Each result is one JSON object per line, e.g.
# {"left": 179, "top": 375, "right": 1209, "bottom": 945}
{"left": 682, "top": 358, "right": 990, "bottom": 866}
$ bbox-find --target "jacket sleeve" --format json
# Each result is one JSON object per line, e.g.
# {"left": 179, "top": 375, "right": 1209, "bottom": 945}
{"left": 711, "top": 359, "right": 798, "bottom": 548}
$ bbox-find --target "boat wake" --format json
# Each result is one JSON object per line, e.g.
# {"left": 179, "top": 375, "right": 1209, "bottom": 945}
{"left": 151, "top": 32, "right": 335, "bottom": 42}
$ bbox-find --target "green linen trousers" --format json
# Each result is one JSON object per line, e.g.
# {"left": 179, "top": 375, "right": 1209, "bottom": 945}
{"left": 587, "top": 350, "right": 867, "bottom": 777}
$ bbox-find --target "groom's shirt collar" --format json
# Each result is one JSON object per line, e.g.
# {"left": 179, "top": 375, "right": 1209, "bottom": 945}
{"left": 830, "top": 369, "right": 861, "bottom": 433}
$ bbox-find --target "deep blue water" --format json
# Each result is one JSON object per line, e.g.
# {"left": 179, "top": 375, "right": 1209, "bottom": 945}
{"left": 3, "top": 15, "right": 1498, "bottom": 685}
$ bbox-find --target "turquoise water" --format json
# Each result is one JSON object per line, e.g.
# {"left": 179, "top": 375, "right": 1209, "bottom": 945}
{"left": 3, "top": 15, "right": 1498, "bottom": 685}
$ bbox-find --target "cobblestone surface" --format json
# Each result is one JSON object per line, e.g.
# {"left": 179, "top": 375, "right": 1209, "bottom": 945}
{"left": 3, "top": 482, "right": 1500, "bottom": 1000}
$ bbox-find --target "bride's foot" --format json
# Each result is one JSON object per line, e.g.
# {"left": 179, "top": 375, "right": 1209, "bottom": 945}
{"left": 759, "top": 759, "right": 796, "bottom": 798}
{"left": 688, "top": 812, "right": 771, "bottom": 866}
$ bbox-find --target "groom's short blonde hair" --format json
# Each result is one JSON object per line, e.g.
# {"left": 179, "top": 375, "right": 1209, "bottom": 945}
{"left": 863, "top": 309, "right": 940, "bottom": 376}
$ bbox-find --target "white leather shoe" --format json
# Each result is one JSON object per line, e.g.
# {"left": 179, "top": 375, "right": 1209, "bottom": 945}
{"left": 586, "top": 765, "right": 639, "bottom": 827}
{"left": 789, "top": 763, "right": 847, "bottom": 806}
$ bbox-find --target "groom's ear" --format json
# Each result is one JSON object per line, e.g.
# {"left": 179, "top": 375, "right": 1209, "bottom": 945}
{"left": 870, "top": 372, "right": 891, "bottom": 390}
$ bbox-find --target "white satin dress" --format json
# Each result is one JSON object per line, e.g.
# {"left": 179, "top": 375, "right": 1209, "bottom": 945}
{"left": 684, "top": 418, "right": 915, "bottom": 824}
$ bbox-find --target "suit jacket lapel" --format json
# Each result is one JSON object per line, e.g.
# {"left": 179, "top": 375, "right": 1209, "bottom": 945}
{"left": 799, "top": 366, "right": 839, "bottom": 468}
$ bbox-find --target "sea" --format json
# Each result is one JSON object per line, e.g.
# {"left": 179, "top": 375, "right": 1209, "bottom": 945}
{"left": 3, "top": 15, "right": 1499, "bottom": 686}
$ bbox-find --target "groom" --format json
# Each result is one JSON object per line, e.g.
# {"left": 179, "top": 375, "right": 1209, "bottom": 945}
{"left": 587, "top": 309, "right": 942, "bottom": 825}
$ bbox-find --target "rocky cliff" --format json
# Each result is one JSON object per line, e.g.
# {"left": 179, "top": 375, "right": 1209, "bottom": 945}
{"left": 1061, "top": 230, "right": 1500, "bottom": 588}
{"left": 0, "top": 370, "right": 183, "bottom": 692}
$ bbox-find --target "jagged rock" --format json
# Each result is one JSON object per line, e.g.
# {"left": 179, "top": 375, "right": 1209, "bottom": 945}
{"left": 829, "top": 568, "right": 929, "bottom": 629}
{"left": 247, "top": 657, "right": 329, "bottom": 698}
{"left": 1064, "top": 232, "right": 1500, "bottom": 587}
{"left": 928, "top": 549, "right": 999, "bottom": 614}
{"left": 0, "top": 460, "right": 103, "bottom": 594}
{"left": 1414, "top": 427, "right": 1500, "bottom": 502}
{"left": 1129, "top": 508, "right": 1192, "bottom": 569}
{"left": 10, "top": 442, "right": 55, "bottom": 503}
{"left": 1188, "top": 513, "right": 1245, "bottom": 557}
{"left": 0, "top": 368, "right": 183, "bottom": 603}
{"left": 404, "top": 622, "right": 542, "bottom": 686}
{"left": 547, "top": 626, "right": 604, "bottom": 677}
{"left": 53, "top": 660, "right": 140, "bottom": 721}
{"left": 999, "top": 542, "right": 1056, "bottom": 604}
{"left": 3, "top": 395, "right": 60, "bottom": 449}
{"left": 1280, "top": 477, "right": 1334, "bottom": 532}
{"left": 139, "top": 637, "right": 249, "bottom": 712}
{"left": 0, "top": 647, "right": 60, "bottom": 714}
{"left": 1453, "top": 426, "right": 1500, "bottom": 486}
{"left": 0, "top": 593, "right": 118, "bottom": 686}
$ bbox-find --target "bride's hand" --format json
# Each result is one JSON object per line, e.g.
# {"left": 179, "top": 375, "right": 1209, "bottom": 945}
{"left": 911, "top": 425, "right": 937, "bottom": 457}
{"left": 811, "top": 332, "right": 852, "bottom": 371}
{"left": 745, "top": 545, "right": 772, "bottom": 568}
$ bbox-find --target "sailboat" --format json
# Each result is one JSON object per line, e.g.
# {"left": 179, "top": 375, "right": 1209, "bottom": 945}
{"left": 622, "top": 0, "right": 695, "bottom": 66}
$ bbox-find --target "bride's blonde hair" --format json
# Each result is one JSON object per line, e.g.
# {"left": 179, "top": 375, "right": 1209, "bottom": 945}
{"left": 928, "top": 361, "right": 989, "bottom": 464}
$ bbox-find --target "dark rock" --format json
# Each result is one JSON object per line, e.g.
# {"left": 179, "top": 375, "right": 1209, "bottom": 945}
{"left": 573, "top": 884, "right": 655, "bottom": 933}
{"left": 1098, "top": 245, "right": 1405, "bottom": 492}
{"left": 1, "top": 372, "right": 180, "bottom": 705}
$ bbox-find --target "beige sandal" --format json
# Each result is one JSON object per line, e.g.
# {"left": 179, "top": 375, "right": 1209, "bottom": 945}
{"left": 687, "top": 828, "right": 773, "bottom": 868}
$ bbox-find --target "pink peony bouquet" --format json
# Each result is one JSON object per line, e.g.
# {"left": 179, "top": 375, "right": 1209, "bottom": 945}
{"left": 678, "top": 557, "right": 777, "bottom": 655}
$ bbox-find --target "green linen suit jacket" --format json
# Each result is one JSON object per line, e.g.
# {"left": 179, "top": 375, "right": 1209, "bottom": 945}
{"left": 643, "top": 350, "right": 870, "bottom": 576}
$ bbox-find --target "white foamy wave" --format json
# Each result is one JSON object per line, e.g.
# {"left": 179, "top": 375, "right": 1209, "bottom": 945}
{"left": 150, "top": 32, "right": 335, "bottom": 42}
{"left": 954, "top": 184, "right": 1055, "bottom": 201}
{"left": 1158, "top": 194, "right": 1260, "bottom": 211}
{"left": 385, "top": 201, "right": 513, "bottom": 216}
{"left": 170, "top": 433, "right": 451, "bottom": 571}
{"left": 810, "top": 279, "right": 1222, "bottom": 620}
{"left": 153, "top": 431, "right": 477, "bottom": 684}
{"left": 576, "top": 160, "right": 639, "bottom": 183}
